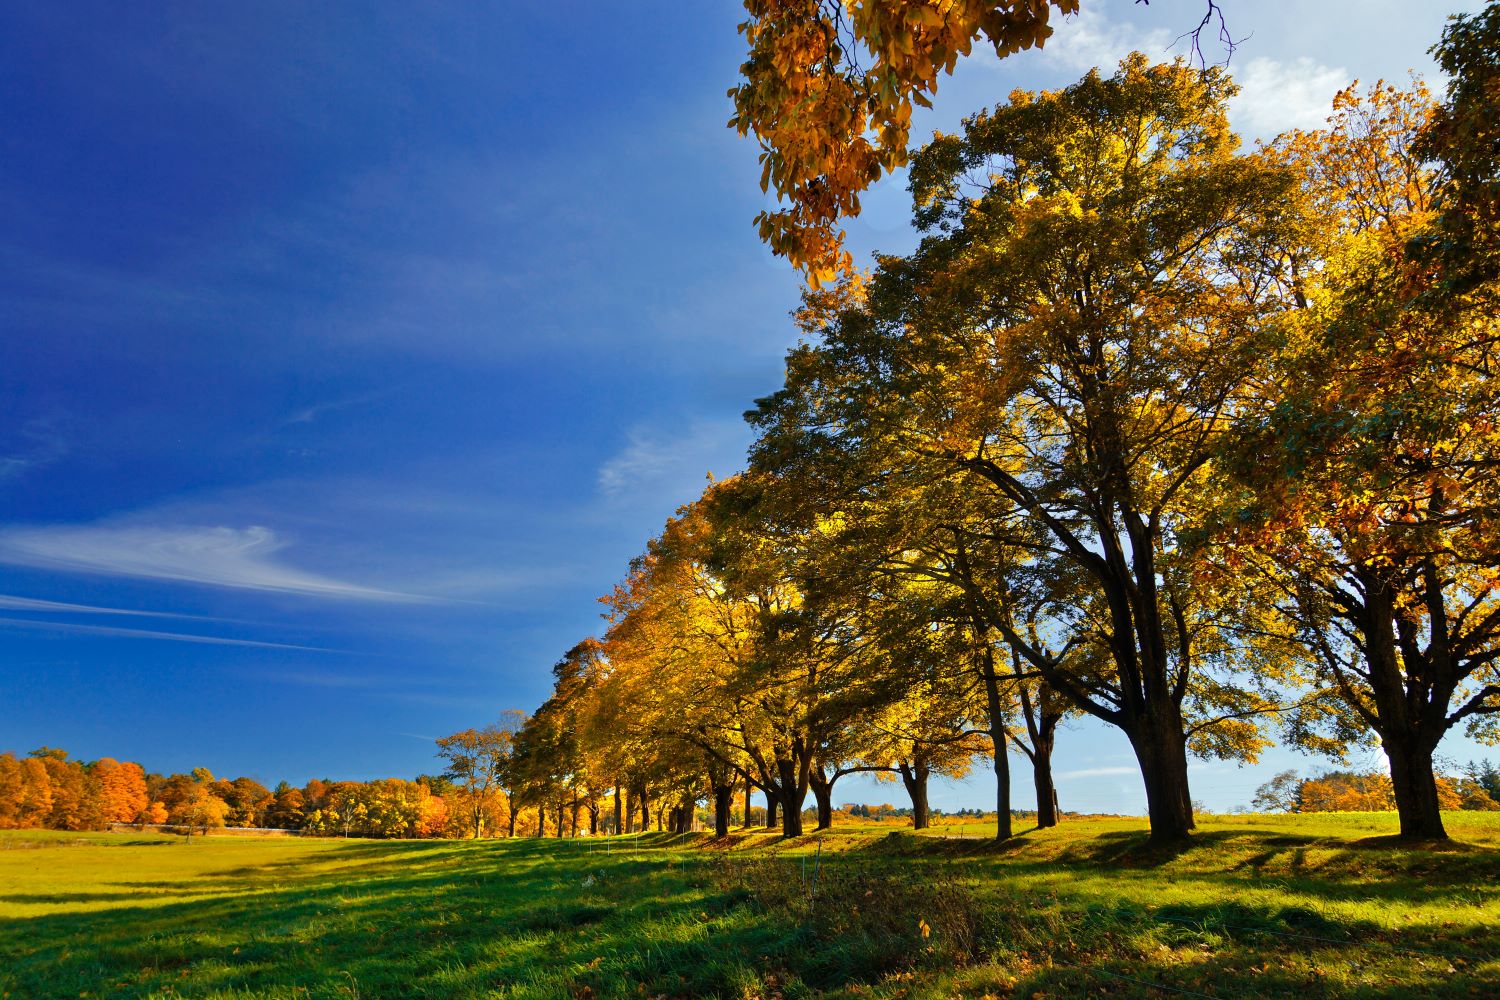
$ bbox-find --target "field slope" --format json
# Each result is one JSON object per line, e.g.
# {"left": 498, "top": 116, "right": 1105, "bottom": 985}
{"left": 2, "top": 815, "right": 1498, "bottom": 998}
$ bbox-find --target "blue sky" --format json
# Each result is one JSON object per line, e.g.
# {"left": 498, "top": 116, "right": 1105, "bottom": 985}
{"left": 1, "top": 1, "right": 1490, "bottom": 813}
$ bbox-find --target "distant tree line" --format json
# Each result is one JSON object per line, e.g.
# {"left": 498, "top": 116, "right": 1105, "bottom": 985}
{"left": 0, "top": 747, "right": 548, "bottom": 839}
{"left": 1253, "top": 762, "right": 1500, "bottom": 814}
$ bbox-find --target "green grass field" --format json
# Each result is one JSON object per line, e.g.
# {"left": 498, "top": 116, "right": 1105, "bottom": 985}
{"left": 2, "top": 815, "right": 1497, "bottom": 998}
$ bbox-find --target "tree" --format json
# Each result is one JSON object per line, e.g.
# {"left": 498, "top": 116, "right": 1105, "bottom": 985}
{"left": 600, "top": 491, "right": 780, "bottom": 838}
{"left": 168, "top": 781, "right": 229, "bottom": 838}
{"left": 703, "top": 474, "right": 925, "bottom": 837}
{"left": 436, "top": 717, "right": 520, "bottom": 839}
{"left": 91, "top": 758, "right": 148, "bottom": 825}
{"left": 210, "top": 776, "right": 272, "bottom": 828}
{"left": 750, "top": 56, "right": 1306, "bottom": 842}
{"left": 729, "top": 1, "right": 1232, "bottom": 280}
{"left": 1417, "top": 2, "right": 1500, "bottom": 295}
{"left": 861, "top": 664, "right": 991, "bottom": 830}
{"left": 1466, "top": 759, "right": 1500, "bottom": 802}
{"left": 747, "top": 386, "right": 1071, "bottom": 840}
{"left": 1252, "top": 770, "right": 1301, "bottom": 813}
{"left": 0, "top": 752, "right": 53, "bottom": 829}
{"left": 1297, "top": 770, "right": 1397, "bottom": 813}
{"left": 1229, "top": 76, "right": 1500, "bottom": 840}
{"left": 595, "top": 477, "right": 910, "bottom": 840}
{"left": 265, "top": 782, "right": 306, "bottom": 830}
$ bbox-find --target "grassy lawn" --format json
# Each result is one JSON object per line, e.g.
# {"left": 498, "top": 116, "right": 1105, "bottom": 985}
{"left": 1, "top": 816, "right": 1497, "bottom": 999}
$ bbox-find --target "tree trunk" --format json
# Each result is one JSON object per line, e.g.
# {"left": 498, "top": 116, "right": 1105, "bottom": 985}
{"left": 991, "top": 737, "right": 1012, "bottom": 840}
{"left": 899, "top": 762, "right": 930, "bottom": 830}
{"left": 812, "top": 783, "right": 833, "bottom": 830}
{"left": 742, "top": 774, "right": 754, "bottom": 829}
{"left": 536, "top": 804, "right": 545, "bottom": 838}
{"left": 506, "top": 794, "right": 517, "bottom": 838}
{"left": 1034, "top": 756, "right": 1059, "bottom": 829}
{"left": 613, "top": 785, "right": 622, "bottom": 836}
{"left": 639, "top": 786, "right": 651, "bottom": 832}
{"left": 714, "top": 784, "right": 733, "bottom": 838}
{"left": 1128, "top": 713, "right": 1195, "bottom": 844}
{"left": 977, "top": 644, "right": 1014, "bottom": 840}
{"left": 1356, "top": 567, "right": 1450, "bottom": 840}
{"left": 809, "top": 766, "right": 835, "bottom": 830}
{"left": 776, "top": 757, "right": 806, "bottom": 838}
{"left": 1019, "top": 682, "right": 1062, "bottom": 829}
{"left": 1387, "top": 736, "right": 1447, "bottom": 839}
{"left": 1032, "top": 706, "right": 1060, "bottom": 828}
{"left": 765, "top": 789, "right": 778, "bottom": 828}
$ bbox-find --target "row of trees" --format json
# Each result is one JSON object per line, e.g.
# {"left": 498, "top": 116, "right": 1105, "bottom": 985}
{"left": 485, "top": 7, "right": 1498, "bottom": 844}
{"left": 1, "top": 740, "right": 995, "bottom": 840}
{"left": 0, "top": 749, "right": 259, "bottom": 834}
{"left": 0, "top": 747, "right": 557, "bottom": 840}
{"left": 0, "top": 749, "right": 153, "bottom": 831}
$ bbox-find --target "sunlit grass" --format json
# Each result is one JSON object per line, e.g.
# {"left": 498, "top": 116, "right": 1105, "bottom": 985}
{"left": 1, "top": 815, "right": 1497, "bottom": 998}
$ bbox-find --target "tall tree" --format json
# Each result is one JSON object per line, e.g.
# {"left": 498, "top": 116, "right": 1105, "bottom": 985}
{"left": 91, "top": 758, "right": 148, "bottom": 826}
{"left": 1230, "top": 76, "right": 1500, "bottom": 839}
{"left": 751, "top": 56, "right": 1306, "bottom": 841}
{"left": 436, "top": 717, "right": 520, "bottom": 839}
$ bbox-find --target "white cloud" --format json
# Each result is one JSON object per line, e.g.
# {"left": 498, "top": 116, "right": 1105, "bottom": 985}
{"left": 1040, "top": 8, "right": 1178, "bottom": 74}
{"left": 596, "top": 419, "right": 749, "bottom": 500}
{"left": 0, "top": 615, "right": 332, "bottom": 651}
{"left": 281, "top": 391, "right": 387, "bottom": 427}
{"left": 0, "top": 593, "right": 220, "bottom": 620}
{"left": 1036, "top": 9, "right": 1348, "bottom": 141}
{"left": 0, "top": 523, "right": 424, "bottom": 601}
{"left": 0, "top": 416, "right": 70, "bottom": 484}
{"left": 1227, "top": 56, "right": 1350, "bottom": 138}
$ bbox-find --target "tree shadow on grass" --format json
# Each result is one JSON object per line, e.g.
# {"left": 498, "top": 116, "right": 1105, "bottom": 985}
{"left": 0, "top": 889, "right": 156, "bottom": 905}
{"left": 5, "top": 832, "right": 1498, "bottom": 999}
{"left": 0, "top": 839, "right": 815, "bottom": 1000}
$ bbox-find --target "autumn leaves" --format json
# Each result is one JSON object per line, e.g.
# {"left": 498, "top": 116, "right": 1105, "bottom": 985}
{"left": 489, "top": 8, "right": 1500, "bottom": 849}
{"left": 730, "top": 1, "right": 1081, "bottom": 283}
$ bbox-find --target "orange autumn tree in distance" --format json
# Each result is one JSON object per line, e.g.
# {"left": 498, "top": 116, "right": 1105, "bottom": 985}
{"left": 0, "top": 750, "right": 144, "bottom": 830}
{"left": 91, "top": 757, "right": 149, "bottom": 824}
{"left": 729, "top": 0, "right": 1232, "bottom": 281}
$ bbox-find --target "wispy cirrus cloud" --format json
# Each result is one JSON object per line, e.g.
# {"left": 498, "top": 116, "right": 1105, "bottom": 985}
{"left": 280, "top": 390, "right": 390, "bottom": 427}
{"left": 0, "top": 593, "right": 222, "bottom": 620}
{"left": 0, "top": 523, "right": 425, "bottom": 602}
{"left": 0, "top": 616, "right": 333, "bottom": 651}
{"left": 597, "top": 419, "right": 749, "bottom": 499}
{"left": 0, "top": 416, "right": 70, "bottom": 484}
{"left": 250, "top": 667, "right": 492, "bottom": 710}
